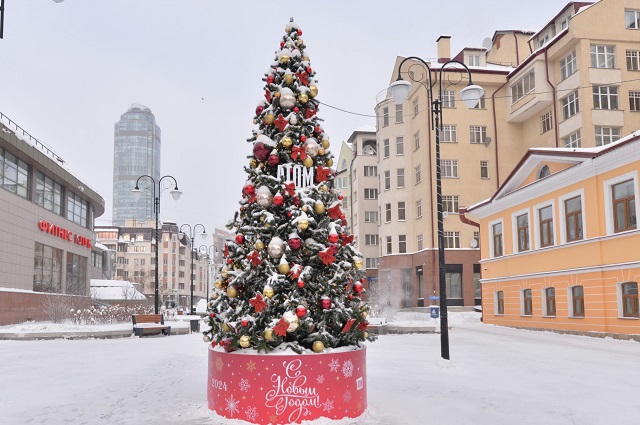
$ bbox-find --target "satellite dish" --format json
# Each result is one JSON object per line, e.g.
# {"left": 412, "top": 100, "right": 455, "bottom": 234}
{"left": 469, "top": 239, "right": 478, "bottom": 248}
{"left": 484, "top": 136, "right": 492, "bottom": 147}
{"left": 482, "top": 37, "right": 492, "bottom": 50}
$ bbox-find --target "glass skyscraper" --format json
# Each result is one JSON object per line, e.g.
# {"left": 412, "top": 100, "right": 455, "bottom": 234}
{"left": 112, "top": 105, "right": 161, "bottom": 226}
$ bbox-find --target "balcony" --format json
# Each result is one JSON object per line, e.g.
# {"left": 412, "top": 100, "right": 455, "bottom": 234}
{"left": 507, "top": 62, "right": 553, "bottom": 123}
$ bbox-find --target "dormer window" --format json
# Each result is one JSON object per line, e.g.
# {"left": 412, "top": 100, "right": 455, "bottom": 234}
{"left": 538, "top": 165, "right": 550, "bottom": 179}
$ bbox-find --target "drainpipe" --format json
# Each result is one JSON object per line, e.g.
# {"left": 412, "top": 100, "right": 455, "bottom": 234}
{"left": 512, "top": 32, "right": 520, "bottom": 66}
{"left": 544, "top": 49, "right": 560, "bottom": 147}
{"left": 491, "top": 79, "right": 508, "bottom": 188}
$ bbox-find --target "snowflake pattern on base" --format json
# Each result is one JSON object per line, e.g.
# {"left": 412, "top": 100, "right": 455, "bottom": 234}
{"left": 341, "top": 360, "right": 354, "bottom": 377}
{"left": 322, "top": 399, "right": 335, "bottom": 412}
{"left": 329, "top": 358, "right": 340, "bottom": 372}
{"left": 343, "top": 390, "right": 352, "bottom": 403}
{"left": 225, "top": 394, "right": 240, "bottom": 417}
{"left": 239, "top": 378, "right": 251, "bottom": 392}
{"left": 245, "top": 406, "right": 259, "bottom": 421}
{"left": 316, "top": 374, "right": 325, "bottom": 384}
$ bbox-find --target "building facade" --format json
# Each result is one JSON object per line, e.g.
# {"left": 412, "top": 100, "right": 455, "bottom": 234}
{"left": 0, "top": 113, "right": 105, "bottom": 325}
{"left": 466, "top": 131, "right": 640, "bottom": 338}
{"left": 371, "top": 0, "right": 640, "bottom": 308}
{"left": 112, "top": 104, "right": 161, "bottom": 226}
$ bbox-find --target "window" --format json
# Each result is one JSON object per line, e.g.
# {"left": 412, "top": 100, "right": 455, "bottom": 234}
{"left": 474, "top": 265, "right": 481, "bottom": 300}
{"left": 398, "top": 201, "right": 406, "bottom": 221}
{"left": 415, "top": 164, "right": 422, "bottom": 184}
{"left": 35, "top": 172, "right": 63, "bottom": 215}
{"left": 625, "top": 9, "right": 640, "bottom": 29}
{"left": 472, "top": 96, "right": 486, "bottom": 109}
{"left": 365, "top": 258, "right": 378, "bottom": 269}
{"left": 621, "top": 282, "right": 639, "bottom": 318}
{"left": 441, "top": 125, "right": 457, "bottom": 142}
{"left": 413, "top": 97, "right": 419, "bottom": 117}
{"left": 560, "top": 50, "right": 577, "bottom": 80}
{"left": 517, "top": 213, "right": 529, "bottom": 252}
{"left": 442, "top": 90, "right": 456, "bottom": 108}
{"left": 564, "top": 196, "right": 583, "bottom": 242}
{"left": 385, "top": 203, "right": 391, "bottom": 222}
{"left": 496, "top": 291, "right": 504, "bottom": 315}
{"left": 413, "top": 131, "right": 420, "bottom": 150}
{"left": 396, "top": 137, "right": 404, "bottom": 155}
{"left": 537, "top": 34, "right": 549, "bottom": 48}
{"left": 480, "top": 161, "right": 489, "bottom": 179}
{"left": 541, "top": 111, "right": 553, "bottom": 134}
{"left": 522, "top": 289, "right": 532, "bottom": 316}
{"left": 445, "top": 265, "right": 462, "bottom": 298}
{"left": 469, "top": 126, "right": 487, "bottom": 145}
{"left": 544, "top": 287, "right": 556, "bottom": 317}
{"left": 444, "top": 231, "right": 460, "bottom": 248}
{"left": 417, "top": 234, "right": 423, "bottom": 250}
{"left": 538, "top": 165, "right": 551, "bottom": 179}
{"left": 383, "top": 139, "right": 390, "bottom": 158}
{"left": 67, "top": 191, "right": 88, "bottom": 227}
{"left": 364, "top": 166, "right": 377, "bottom": 177}
{"left": 395, "top": 104, "right": 403, "bottom": 123}
{"left": 398, "top": 235, "right": 407, "bottom": 253}
{"left": 441, "top": 160, "right": 458, "bottom": 178}
{"left": 590, "top": 44, "right": 615, "bottom": 68}
{"left": 364, "top": 211, "right": 378, "bottom": 223}
{"left": 595, "top": 127, "right": 620, "bottom": 146}
{"left": 511, "top": 69, "right": 535, "bottom": 103}
{"left": 563, "top": 130, "right": 581, "bottom": 148}
{"left": 442, "top": 195, "right": 459, "bottom": 213}
{"left": 384, "top": 170, "right": 390, "bottom": 190}
{"left": 364, "top": 188, "right": 378, "bottom": 199}
{"left": 593, "top": 85, "right": 619, "bottom": 110}
{"left": 612, "top": 179, "right": 636, "bottom": 232}
{"left": 382, "top": 107, "right": 389, "bottom": 127}
{"left": 416, "top": 199, "right": 422, "bottom": 218}
{"left": 492, "top": 222, "right": 503, "bottom": 257}
{"left": 539, "top": 205, "right": 554, "bottom": 247}
{"left": 66, "top": 252, "right": 87, "bottom": 296}
{"left": 0, "top": 149, "right": 30, "bottom": 199}
{"left": 33, "top": 243, "right": 63, "bottom": 293}
{"left": 571, "top": 286, "right": 585, "bottom": 317}
{"left": 365, "top": 234, "right": 379, "bottom": 246}
{"left": 631, "top": 91, "right": 640, "bottom": 111}
{"left": 396, "top": 168, "right": 405, "bottom": 188}
{"left": 468, "top": 55, "right": 480, "bottom": 66}
{"left": 562, "top": 91, "right": 579, "bottom": 120}
{"left": 386, "top": 236, "right": 392, "bottom": 254}
{"left": 626, "top": 50, "right": 640, "bottom": 71}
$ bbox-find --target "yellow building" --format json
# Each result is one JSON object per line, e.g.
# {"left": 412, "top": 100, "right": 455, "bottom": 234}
{"left": 465, "top": 131, "right": 640, "bottom": 338}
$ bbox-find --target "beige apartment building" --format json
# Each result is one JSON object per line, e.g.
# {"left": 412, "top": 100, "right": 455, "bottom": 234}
{"left": 369, "top": 0, "right": 640, "bottom": 308}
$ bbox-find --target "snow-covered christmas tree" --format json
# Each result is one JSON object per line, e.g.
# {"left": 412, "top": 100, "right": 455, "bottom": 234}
{"left": 203, "top": 18, "right": 375, "bottom": 354}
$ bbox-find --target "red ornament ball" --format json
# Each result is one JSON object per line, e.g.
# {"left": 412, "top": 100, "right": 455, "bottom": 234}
{"left": 255, "top": 105, "right": 264, "bottom": 116}
{"left": 243, "top": 184, "right": 255, "bottom": 195}
{"left": 241, "top": 319, "right": 249, "bottom": 327}
{"left": 209, "top": 313, "right": 215, "bottom": 318}
{"left": 307, "top": 67, "right": 312, "bottom": 74}
{"left": 235, "top": 234, "right": 245, "bottom": 244}
{"left": 280, "top": 41, "right": 285, "bottom": 47}
{"left": 273, "top": 194, "right": 284, "bottom": 206}
{"left": 314, "top": 126, "right": 321, "bottom": 134}
{"left": 267, "top": 75, "right": 274, "bottom": 84}
{"left": 288, "top": 237, "right": 302, "bottom": 250}
{"left": 328, "top": 233, "right": 339, "bottom": 244}
{"left": 353, "top": 282, "right": 364, "bottom": 293}
{"left": 338, "top": 194, "right": 343, "bottom": 200}
{"left": 296, "top": 305, "right": 307, "bottom": 317}
{"left": 253, "top": 142, "right": 271, "bottom": 162}
{"left": 297, "top": 29, "right": 302, "bottom": 36}
{"left": 297, "top": 280, "right": 305, "bottom": 288}
{"left": 293, "top": 107, "right": 300, "bottom": 113}
{"left": 300, "top": 135, "right": 307, "bottom": 142}
{"left": 226, "top": 258, "right": 232, "bottom": 264}
{"left": 361, "top": 278, "right": 367, "bottom": 283}
{"left": 268, "top": 154, "right": 280, "bottom": 166}
{"left": 320, "top": 299, "right": 331, "bottom": 309}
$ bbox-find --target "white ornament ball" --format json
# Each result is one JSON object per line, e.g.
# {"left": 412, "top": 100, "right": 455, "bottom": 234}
{"left": 267, "top": 237, "right": 286, "bottom": 259}
{"left": 283, "top": 311, "right": 300, "bottom": 332}
{"left": 279, "top": 88, "right": 296, "bottom": 109}
{"left": 256, "top": 186, "right": 273, "bottom": 207}
{"left": 305, "top": 138, "right": 320, "bottom": 158}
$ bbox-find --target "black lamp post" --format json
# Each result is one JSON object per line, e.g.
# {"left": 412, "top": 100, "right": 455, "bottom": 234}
{"left": 198, "top": 244, "right": 218, "bottom": 303}
{"left": 179, "top": 224, "right": 207, "bottom": 314}
{"left": 388, "top": 57, "right": 484, "bottom": 360}
{"left": 132, "top": 175, "right": 182, "bottom": 314}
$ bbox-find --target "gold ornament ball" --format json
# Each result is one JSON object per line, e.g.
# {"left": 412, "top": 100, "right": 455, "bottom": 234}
{"left": 297, "top": 219, "right": 309, "bottom": 231}
{"left": 303, "top": 56, "right": 310, "bottom": 62}
{"left": 211, "top": 292, "right": 218, "bottom": 300}
{"left": 279, "top": 55, "right": 290, "bottom": 64}
{"left": 263, "top": 329, "right": 274, "bottom": 341}
{"left": 278, "top": 263, "right": 291, "bottom": 275}
{"left": 309, "top": 85, "right": 319, "bottom": 98}
{"left": 253, "top": 119, "right": 258, "bottom": 125}
{"left": 326, "top": 158, "right": 334, "bottom": 167}
{"left": 318, "top": 148, "right": 325, "bottom": 156}
{"left": 203, "top": 335, "right": 211, "bottom": 343}
{"left": 312, "top": 341, "right": 325, "bottom": 353}
{"left": 264, "top": 286, "right": 275, "bottom": 299}
{"left": 221, "top": 269, "right": 229, "bottom": 279}
{"left": 354, "top": 258, "right": 364, "bottom": 269}
{"left": 321, "top": 139, "right": 330, "bottom": 149}
{"left": 264, "top": 113, "right": 275, "bottom": 125}
{"left": 364, "top": 332, "right": 369, "bottom": 338}
{"left": 227, "top": 287, "right": 238, "bottom": 298}
{"left": 215, "top": 280, "right": 223, "bottom": 289}
{"left": 239, "top": 335, "right": 251, "bottom": 348}
{"left": 221, "top": 323, "right": 231, "bottom": 332}
{"left": 302, "top": 205, "right": 309, "bottom": 212}
{"left": 314, "top": 202, "right": 326, "bottom": 214}
{"left": 250, "top": 159, "right": 258, "bottom": 168}
{"left": 255, "top": 240, "right": 265, "bottom": 250}
{"left": 362, "top": 311, "right": 369, "bottom": 319}
{"left": 281, "top": 137, "right": 293, "bottom": 148}
{"left": 298, "top": 93, "right": 309, "bottom": 104}
{"left": 274, "top": 91, "right": 281, "bottom": 98}
{"left": 319, "top": 184, "right": 328, "bottom": 193}
{"left": 302, "top": 157, "right": 314, "bottom": 168}
{"left": 284, "top": 74, "right": 294, "bottom": 85}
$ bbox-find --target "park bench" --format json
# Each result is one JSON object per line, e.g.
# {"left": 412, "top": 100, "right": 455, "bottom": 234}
{"left": 132, "top": 314, "right": 171, "bottom": 337}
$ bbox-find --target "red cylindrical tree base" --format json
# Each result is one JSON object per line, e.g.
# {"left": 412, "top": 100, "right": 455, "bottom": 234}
{"left": 208, "top": 345, "right": 367, "bottom": 424}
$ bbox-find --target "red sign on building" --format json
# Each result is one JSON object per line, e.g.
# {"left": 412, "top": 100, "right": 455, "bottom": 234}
{"left": 38, "top": 220, "right": 92, "bottom": 249}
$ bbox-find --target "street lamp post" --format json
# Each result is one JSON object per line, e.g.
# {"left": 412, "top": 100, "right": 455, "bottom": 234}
{"left": 198, "top": 244, "right": 218, "bottom": 303}
{"left": 388, "top": 57, "right": 484, "bottom": 360}
{"left": 132, "top": 175, "right": 182, "bottom": 314}
{"left": 180, "top": 224, "right": 207, "bottom": 314}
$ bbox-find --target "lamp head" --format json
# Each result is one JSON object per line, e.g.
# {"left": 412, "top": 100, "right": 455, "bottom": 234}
{"left": 170, "top": 189, "right": 182, "bottom": 200}
{"left": 459, "top": 84, "right": 485, "bottom": 109}
{"left": 388, "top": 79, "right": 412, "bottom": 105}
{"left": 200, "top": 232, "right": 208, "bottom": 240}
{"left": 131, "top": 187, "right": 142, "bottom": 201}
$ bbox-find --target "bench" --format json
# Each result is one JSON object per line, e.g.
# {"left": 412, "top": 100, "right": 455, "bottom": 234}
{"left": 132, "top": 314, "right": 171, "bottom": 337}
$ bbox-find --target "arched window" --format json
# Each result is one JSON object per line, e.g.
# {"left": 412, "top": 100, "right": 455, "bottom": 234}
{"left": 538, "top": 165, "right": 550, "bottom": 179}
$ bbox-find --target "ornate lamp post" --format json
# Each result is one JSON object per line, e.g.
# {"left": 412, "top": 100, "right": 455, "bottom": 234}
{"left": 388, "top": 57, "right": 484, "bottom": 360}
{"left": 132, "top": 175, "right": 182, "bottom": 314}
{"left": 198, "top": 244, "right": 219, "bottom": 303}
{"left": 179, "top": 224, "right": 207, "bottom": 314}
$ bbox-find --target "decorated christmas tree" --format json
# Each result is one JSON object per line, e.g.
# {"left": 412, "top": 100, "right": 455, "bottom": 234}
{"left": 203, "top": 18, "right": 375, "bottom": 354}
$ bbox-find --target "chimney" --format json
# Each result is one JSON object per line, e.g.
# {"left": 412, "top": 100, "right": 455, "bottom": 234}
{"left": 437, "top": 35, "right": 451, "bottom": 63}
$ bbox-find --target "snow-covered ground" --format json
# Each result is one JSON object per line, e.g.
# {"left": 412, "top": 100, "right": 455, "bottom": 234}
{"left": 1, "top": 312, "right": 638, "bottom": 425}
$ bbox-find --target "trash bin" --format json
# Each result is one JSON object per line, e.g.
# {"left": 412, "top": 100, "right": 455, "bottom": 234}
{"left": 429, "top": 305, "right": 440, "bottom": 319}
{"left": 190, "top": 318, "right": 200, "bottom": 333}
{"left": 417, "top": 298, "right": 425, "bottom": 307}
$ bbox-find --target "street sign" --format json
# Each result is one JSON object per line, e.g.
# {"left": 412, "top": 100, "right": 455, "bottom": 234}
{"left": 428, "top": 295, "right": 440, "bottom": 300}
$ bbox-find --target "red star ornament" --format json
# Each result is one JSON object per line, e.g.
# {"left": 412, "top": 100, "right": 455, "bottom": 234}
{"left": 328, "top": 204, "right": 342, "bottom": 220}
{"left": 315, "top": 166, "right": 331, "bottom": 183}
{"left": 273, "top": 318, "right": 288, "bottom": 337}
{"left": 295, "top": 71, "right": 309, "bottom": 86}
{"left": 247, "top": 250, "right": 262, "bottom": 267}
{"left": 341, "top": 234, "right": 354, "bottom": 246}
{"left": 319, "top": 248, "right": 336, "bottom": 266}
{"left": 291, "top": 146, "right": 307, "bottom": 161}
{"left": 249, "top": 292, "right": 267, "bottom": 313}
{"left": 283, "top": 182, "right": 296, "bottom": 197}
{"left": 274, "top": 114, "right": 288, "bottom": 132}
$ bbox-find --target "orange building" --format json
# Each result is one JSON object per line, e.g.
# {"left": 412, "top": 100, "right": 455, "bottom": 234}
{"left": 464, "top": 131, "right": 640, "bottom": 338}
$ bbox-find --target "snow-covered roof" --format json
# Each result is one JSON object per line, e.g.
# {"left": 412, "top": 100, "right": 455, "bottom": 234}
{"left": 89, "top": 280, "right": 146, "bottom": 301}
{"left": 353, "top": 125, "right": 376, "bottom": 133}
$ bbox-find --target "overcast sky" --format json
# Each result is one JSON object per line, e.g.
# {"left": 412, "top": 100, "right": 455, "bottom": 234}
{"left": 1, "top": 0, "right": 568, "bottom": 234}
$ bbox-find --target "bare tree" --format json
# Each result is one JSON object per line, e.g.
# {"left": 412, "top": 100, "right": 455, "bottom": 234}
{"left": 367, "top": 277, "right": 403, "bottom": 321}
